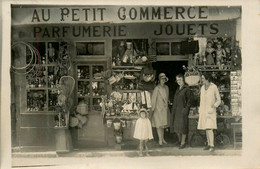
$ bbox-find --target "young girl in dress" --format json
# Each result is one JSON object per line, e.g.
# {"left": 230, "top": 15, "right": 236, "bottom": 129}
{"left": 133, "top": 108, "right": 153, "bottom": 156}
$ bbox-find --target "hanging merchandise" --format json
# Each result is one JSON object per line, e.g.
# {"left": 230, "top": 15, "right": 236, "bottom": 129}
{"left": 107, "top": 120, "right": 113, "bottom": 127}
{"left": 108, "top": 75, "right": 117, "bottom": 85}
{"left": 183, "top": 66, "right": 201, "bottom": 86}
{"left": 69, "top": 116, "right": 79, "bottom": 127}
{"left": 11, "top": 41, "right": 40, "bottom": 75}
{"left": 141, "top": 63, "right": 156, "bottom": 82}
{"left": 139, "top": 63, "right": 156, "bottom": 91}
{"left": 231, "top": 41, "right": 242, "bottom": 71}
{"left": 145, "top": 91, "right": 152, "bottom": 108}
{"left": 76, "top": 101, "right": 88, "bottom": 115}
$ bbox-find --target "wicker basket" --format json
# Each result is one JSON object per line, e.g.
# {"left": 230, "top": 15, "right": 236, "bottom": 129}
{"left": 184, "top": 71, "right": 201, "bottom": 86}
{"left": 76, "top": 103, "right": 88, "bottom": 115}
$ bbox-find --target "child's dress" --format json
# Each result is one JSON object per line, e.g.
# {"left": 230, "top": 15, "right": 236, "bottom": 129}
{"left": 133, "top": 118, "right": 153, "bottom": 140}
{"left": 206, "top": 48, "right": 215, "bottom": 65}
{"left": 216, "top": 49, "right": 225, "bottom": 66}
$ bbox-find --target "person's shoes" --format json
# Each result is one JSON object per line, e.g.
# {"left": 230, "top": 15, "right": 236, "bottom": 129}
{"left": 145, "top": 151, "right": 150, "bottom": 156}
{"left": 175, "top": 141, "right": 181, "bottom": 146}
{"left": 159, "top": 141, "right": 163, "bottom": 146}
{"left": 138, "top": 152, "right": 143, "bottom": 157}
{"left": 179, "top": 144, "right": 186, "bottom": 149}
{"left": 203, "top": 145, "right": 210, "bottom": 150}
{"left": 209, "top": 146, "right": 215, "bottom": 152}
{"left": 162, "top": 139, "right": 167, "bottom": 145}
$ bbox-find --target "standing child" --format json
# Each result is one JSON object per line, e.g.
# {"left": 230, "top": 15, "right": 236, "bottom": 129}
{"left": 133, "top": 109, "right": 153, "bottom": 156}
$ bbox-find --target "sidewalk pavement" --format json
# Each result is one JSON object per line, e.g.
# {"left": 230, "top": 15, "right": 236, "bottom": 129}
{"left": 12, "top": 146, "right": 242, "bottom": 168}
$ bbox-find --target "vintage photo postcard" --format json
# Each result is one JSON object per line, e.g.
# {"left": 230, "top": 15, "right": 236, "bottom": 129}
{"left": 1, "top": 0, "right": 260, "bottom": 169}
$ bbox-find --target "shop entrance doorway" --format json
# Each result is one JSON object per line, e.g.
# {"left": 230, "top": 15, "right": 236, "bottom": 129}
{"left": 152, "top": 61, "right": 188, "bottom": 143}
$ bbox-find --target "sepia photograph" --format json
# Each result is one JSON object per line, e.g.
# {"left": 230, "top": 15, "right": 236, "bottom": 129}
{"left": 1, "top": 0, "right": 260, "bottom": 169}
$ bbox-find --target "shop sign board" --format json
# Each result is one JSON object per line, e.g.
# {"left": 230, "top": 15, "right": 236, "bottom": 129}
{"left": 12, "top": 21, "right": 235, "bottom": 39}
{"left": 12, "top": 6, "right": 241, "bottom": 25}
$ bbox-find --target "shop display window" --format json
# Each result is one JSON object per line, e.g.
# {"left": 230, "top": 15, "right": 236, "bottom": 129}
{"left": 171, "top": 42, "right": 182, "bottom": 55}
{"left": 76, "top": 64, "right": 106, "bottom": 112}
{"left": 93, "top": 98, "right": 102, "bottom": 111}
{"left": 112, "top": 39, "right": 148, "bottom": 66}
{"left": 77, "top": 66, "right": 90, "bottom": 79}
{"left": 76, "top": 42, "right": 105, "bottom": 55}
{"left": 48, "top": 89, "right": 58, "bottom": 111}
{"left": 47, "top": 42, "right": 59, "bottom": 64}
{"left": 27, "top": 90, "right": 47, "bottom": 111}
{"left": 25, "top": 41, "right": 69, "bottom": 113}
{"left": 26, "top": 66, "right": 47, "bottom": 88}
{"left": 156, "top": 42, "right": 170, "bottom": 55}
{"left": 77, "top": 81, "right": 90, "bottom": 97}
{"left": 26, "top": 42, "right": 46, "bottom": 64}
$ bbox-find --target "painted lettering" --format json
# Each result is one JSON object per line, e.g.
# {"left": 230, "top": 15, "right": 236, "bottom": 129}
{"left": 60, "top": 8, "right": 70, "bottom": 21}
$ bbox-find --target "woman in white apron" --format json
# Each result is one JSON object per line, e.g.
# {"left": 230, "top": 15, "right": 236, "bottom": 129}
{"left": 197, "top": 73, "right": 221, "bottom": 152}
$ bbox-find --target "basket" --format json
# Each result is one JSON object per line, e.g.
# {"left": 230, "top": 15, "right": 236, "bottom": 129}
{"left": 77, "top": 103, "right": 88, "bottom": 115}
{"left": 113, "top": 122, "right": 121, "bottom": 131}
{"left": 184, "top": 71, "right": 200, "bottom": 86}
{"left": 107, "top": 120, "right": 113, "bottom": 127}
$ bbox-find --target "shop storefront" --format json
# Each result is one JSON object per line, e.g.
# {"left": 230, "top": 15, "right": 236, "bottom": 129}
{"left": 11, "top": 5, "right": 242, "bottom": 151}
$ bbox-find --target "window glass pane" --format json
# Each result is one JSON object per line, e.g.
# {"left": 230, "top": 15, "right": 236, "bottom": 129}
{"left": 26, "top": 66, "right": 47, "bottom": 88}
{"left": 93, "top": 98, "right": 102, "bottom": 111}
{"left": 76, "top": 42, "right": 104, "bottom": 55}
{"left": 77, "top": 66, "right": 90, "bottom": 79}
{"left": 92, "top": 82, "right": 105, "bottom": 96}
{"left": 171, "top": 42, "right": 182, "bottom": 55}
{"left": 48, "top": 89, "right": 58, "bottom": 111}
{"left": 27, "top": 90, "right": 46, "bottom": 111}
{"left": 27, "top": 42, "right": 46, "bottom": 64}
{"left": 78, "top": 98, "right": 90, "bottom": 111}
{"left": 156, "top": 42, "right": 170, "bottom": 55}
{"left": 92, "top": 66, "right": 104, "bottom": 80}
{"left": 78, "top": 81, "right": 90, "bottom": 97}
{"left": 47, "top": 42, "right": 59, "bottom": 64}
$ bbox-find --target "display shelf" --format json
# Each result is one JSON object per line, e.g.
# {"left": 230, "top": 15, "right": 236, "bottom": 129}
{"left": 117, "top": 90, "right": 142, "bottom": 92}
{"left": 189, "top": 115, "right": 234, "bottom": 119}
{"left": 112, "top": 66, "right": 143, "bottom": 69}
{"left": 112, "top": 69, "right": 142, "bottom": 72}
{"left": 26, "top": 87, "right": 48, "bottom": 90}
{"left": 196, "top": 65, "right": 231, "bottom": 72}
{"left": 22, "top": 112, "right": 58, "bottom": 115}
{"left": 219, "top": 89, "right": 230, "bottom": 93}
{"left": 105, "top": 115, "right": 139, "bottom": 120}
{"left": 77, "top": 79, "right": 90, "bottom": 81}
{"left": 78, "top": 95, "right": 91, "bottom": 98}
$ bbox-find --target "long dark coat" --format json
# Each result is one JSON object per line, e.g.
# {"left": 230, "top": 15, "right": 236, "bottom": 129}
{"left": 172, "top": 85, "right": 191, "bottom": 134}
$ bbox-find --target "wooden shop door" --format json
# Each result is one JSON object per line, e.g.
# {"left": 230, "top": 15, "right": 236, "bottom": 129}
{"left": 76, "top": 62, "right": 107, "bottom": 148}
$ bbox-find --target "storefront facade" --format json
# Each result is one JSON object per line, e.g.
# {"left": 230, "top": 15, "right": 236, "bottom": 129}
{"left": 11, "top": 6, "right": 242, "bottom": 151}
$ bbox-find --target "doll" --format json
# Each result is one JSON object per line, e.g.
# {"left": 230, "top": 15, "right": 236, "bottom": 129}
{"left": 122, "top": 42, "right": 134, "bottom": 64}
{"left": 133, "top": 109, "right": 153, "bottom": 156}
{"left": 48, "top": 43, "right": 55, "bottom": 63}
{"left": 231, "top": 41, "right": 242, "bottom": 70}
{"left": 215, "top": 41, "right": 226, "bottom": 67}
{"left": 205, "top": 41, "right": 215, "bottom": 65}
{"left": 224, "top": 45, "right": 232, "bottom": 65}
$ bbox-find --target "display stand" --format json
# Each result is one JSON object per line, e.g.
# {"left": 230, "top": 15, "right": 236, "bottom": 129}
{"left": 55, "top": 126, "right": 73, "bottom": 153}
{"left": 231, "top": 123, "right": 242, "bottom": 149}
